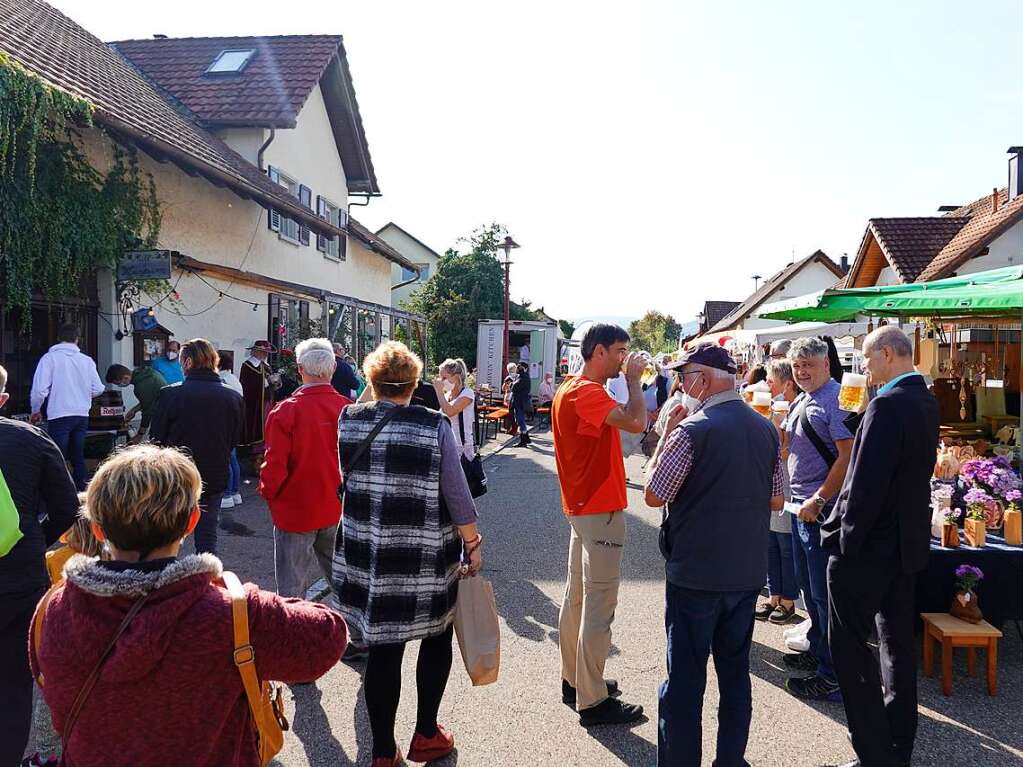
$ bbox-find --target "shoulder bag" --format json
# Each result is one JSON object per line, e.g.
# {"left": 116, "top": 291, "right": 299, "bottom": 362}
{"left": 458, "top": 407, "right": 488, "bottom": 499}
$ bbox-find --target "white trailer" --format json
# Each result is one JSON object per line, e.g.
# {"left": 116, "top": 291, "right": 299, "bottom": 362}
{"left": 477, "top": 319, "right": 559, "bottom": 395}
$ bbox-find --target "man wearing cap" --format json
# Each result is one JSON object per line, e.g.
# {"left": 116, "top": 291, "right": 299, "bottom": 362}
{"left": 240, "top": 340, "right": 281, "bottom": 446}
{"left": 646, "top": 342, "right": 784, "bottom": 767}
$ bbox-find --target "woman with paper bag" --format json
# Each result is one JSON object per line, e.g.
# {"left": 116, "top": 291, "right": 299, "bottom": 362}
{"left": 454, "top": 574, "right": 500, "bottom": 685}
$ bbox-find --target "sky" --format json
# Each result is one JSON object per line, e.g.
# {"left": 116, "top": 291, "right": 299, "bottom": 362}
{"left": 51, "top": 0, "right": 1023, "bottom": 325}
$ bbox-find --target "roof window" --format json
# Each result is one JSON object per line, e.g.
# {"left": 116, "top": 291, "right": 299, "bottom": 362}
{"left": 206, "top": 49, "right": 255, "bottom": 74}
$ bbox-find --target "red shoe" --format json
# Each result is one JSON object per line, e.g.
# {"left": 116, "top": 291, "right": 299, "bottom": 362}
{"left": 370, "top": 750, "right": 403, "bottom": 767}
{"left": 407, "top": 724, "right": 455, "bottom": 762}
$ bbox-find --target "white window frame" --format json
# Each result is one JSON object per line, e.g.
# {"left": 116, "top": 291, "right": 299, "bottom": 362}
{"left": 274, "top": 170, "right": 301, "bottom": 245}
{"left": 320, "top": 198, "right": 343, "bottom": 260}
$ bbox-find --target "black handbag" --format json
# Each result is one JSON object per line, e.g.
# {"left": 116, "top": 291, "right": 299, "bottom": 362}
{"left": 458, "top": 409, "right": 488, "bottom": 498}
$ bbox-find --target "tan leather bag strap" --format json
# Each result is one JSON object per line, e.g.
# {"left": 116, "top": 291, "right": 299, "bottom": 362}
{"left": 30, "top": 583, "right": 63, "bottom": 688}
{"left": 222, "top": 571, "right": 264, "bottom": 723}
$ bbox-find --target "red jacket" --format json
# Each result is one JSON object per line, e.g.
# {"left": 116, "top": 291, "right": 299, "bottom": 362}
{"left": 258, "top": 384, "right": 351, "bottom": 532}
{"left": 30, "top": 554, "right": 346, "bottom": 767}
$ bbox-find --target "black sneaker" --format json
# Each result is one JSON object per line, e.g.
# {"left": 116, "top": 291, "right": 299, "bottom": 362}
{"left": 785, "top": 674, "right": 843, "bottom": 702}
{"left": 754, "top": 602, "right": 775, "bottom": 621}
{"left": 768, "top": 604, "right": 797, "bottom": 625}
{"left": 782, "top": 650, "right": 818, "bottom": 672}
{"left": 578, "top": 696, "right": 644, "bottom": 727}
{"left": 562, "top": 678, "right": 620, "bottom": 707}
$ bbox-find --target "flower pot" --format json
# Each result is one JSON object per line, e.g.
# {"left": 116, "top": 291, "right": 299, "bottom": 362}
{"left": 985, "top": 501, "right": 1005, "bottom": 530}
{"left": 940, "top": 523, "right": 960, "bottom": 548}
{"left": 965, "top": 518, "right": 986, "bottom": 547}
{"left": 1005, "top": 509, "right": 1022, "bottom": 546}
{"left": 949, "top": 589, "right": 983, "bottom": 624}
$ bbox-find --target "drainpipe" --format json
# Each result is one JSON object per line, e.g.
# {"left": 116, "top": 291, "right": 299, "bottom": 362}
{"left": 391, "top": 265, "right": 422, "bottom": 293}
{"left": 257, "top": 128, "right": 276, "bottom": 171}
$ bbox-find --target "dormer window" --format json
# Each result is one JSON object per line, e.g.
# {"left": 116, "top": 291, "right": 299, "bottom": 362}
{"left": 206, "top": 49, "right": 255, "bottom": 75}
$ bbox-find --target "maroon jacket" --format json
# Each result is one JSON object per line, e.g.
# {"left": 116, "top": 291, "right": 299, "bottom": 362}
{"left": 258, "top": 383, "right": 352, "bottom": 532}
{"left": 30, "top": 553, "right": 346, "bottom": 766}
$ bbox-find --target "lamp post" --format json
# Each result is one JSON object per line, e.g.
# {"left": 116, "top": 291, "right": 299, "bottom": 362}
{"left": 497, "top": 235, "right": 520, "bottom": 374}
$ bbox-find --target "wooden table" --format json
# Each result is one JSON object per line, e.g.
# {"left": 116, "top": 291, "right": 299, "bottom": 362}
{"left": 921, "top": 612, "right": 1002, "bottom": 696}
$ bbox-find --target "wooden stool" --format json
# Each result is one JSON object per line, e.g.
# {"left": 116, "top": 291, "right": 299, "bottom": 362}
{"left": 920, "top": 612, "right": 1002, "bottom": 696}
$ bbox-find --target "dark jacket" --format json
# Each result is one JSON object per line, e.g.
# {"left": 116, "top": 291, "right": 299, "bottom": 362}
{"left": 150, "top": 370, "right": 244, "bottom": 494}
{"left": 411, "top": 380, "right": 441, "bottom": 410}
{"left": 331, "top": 356, "right": 359, "bottom": 397}
{"left": 512, "top": 371, "right": 532, "bottom": 408}
{"left": 0, "top": 417, "right": 79, "bottom": 595}
{"left": 821, "top": 375, "right": 939, "bottom": 573}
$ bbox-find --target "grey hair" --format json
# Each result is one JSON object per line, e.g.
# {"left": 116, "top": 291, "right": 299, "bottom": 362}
{"left": 332, "top": 343, "right": 346, "bottom": 355}
{"left": 865, "top": 325, "right": 913, "bottom": 358}
{"left": 769, "top": 339, "right": 792, "bottom": 357}
{"left": 295, "top": 338, "right": 337, "bottom": 378}
{"left": 439, "top": 357, "right": 469, "bottom": 382}
{"left": 506, "top": 363, "right": 517, "bottom": 374}
{"left": 767, "top": 358, "right": 794, "bottom": 384}
{"left": 788, "top": 336, "right": 829, "bottom": 362}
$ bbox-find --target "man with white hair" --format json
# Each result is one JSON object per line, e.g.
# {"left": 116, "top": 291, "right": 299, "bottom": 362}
{"left": 820, "top": 326, "right": 938, "bottom": 767}
{"left": 259, "top": 338, "right": 352, "bottom": 599}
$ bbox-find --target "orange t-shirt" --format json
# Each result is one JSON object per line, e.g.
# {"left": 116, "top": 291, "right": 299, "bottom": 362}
{"left": 552, "top": 376, "right": 627, "bottom": 516}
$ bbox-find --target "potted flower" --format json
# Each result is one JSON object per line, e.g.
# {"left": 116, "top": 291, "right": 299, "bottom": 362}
{"left": 1005, "top": 489, "right": 1022, "bottom": 545}
{"left": 963, "top": 490, "right": 988, "bottom": 547}
{"left": 959, "top": 455, "right": 1022, "bottom": 529}
{"left": 941, "top": 508, "right": 961, "bottom": 548}
{"left": 949, "top": 564, "right": 985, "bottom": 624}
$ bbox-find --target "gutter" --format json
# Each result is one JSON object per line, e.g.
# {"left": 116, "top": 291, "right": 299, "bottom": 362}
{"left": 391, "top": 266, "right": 422, "bottom": 293}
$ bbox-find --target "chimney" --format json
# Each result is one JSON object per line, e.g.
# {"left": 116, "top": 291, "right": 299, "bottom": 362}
{"left": 993, "top": 187, "right": 1000, "bottom": 213}
{"left": 153, "top": 33, "right": 167, "bottom": 39}
{"left": 839, "top": 254, "right": 850, "bottom": 274}
{"left": 1009, "top": 147, "right": 1023, "bottom": 202}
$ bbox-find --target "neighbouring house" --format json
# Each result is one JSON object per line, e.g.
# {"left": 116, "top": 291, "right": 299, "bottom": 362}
{"left": 376, "top": 222, "right": 443, "bottom": 309}
{"left": 698, "top": 301, "right": 741, "bottom": 334}
{"left": 0, "top": 0, "right": 425, "bottom": 412}
{"left": 705, "top": 250, "right": 847, "bottom": 335}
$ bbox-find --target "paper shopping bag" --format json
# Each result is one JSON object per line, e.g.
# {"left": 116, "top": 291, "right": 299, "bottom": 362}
{"left": 0, "top": 467, "right": 23, "bottom": 557}
{"left": 453, "top": 576, "right": 500, "bottom": 686}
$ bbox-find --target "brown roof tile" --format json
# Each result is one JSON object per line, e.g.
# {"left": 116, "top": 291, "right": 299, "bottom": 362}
{"left": 868, "top": 217, "right": 969, "bottom": 283}
{"left": 0, "top": 0, "right": 342, "bottom": 236}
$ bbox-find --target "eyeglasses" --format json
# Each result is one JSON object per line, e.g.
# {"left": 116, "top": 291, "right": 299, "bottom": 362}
{"left": 680, "top": 370, "right": 703, "bottom": 380}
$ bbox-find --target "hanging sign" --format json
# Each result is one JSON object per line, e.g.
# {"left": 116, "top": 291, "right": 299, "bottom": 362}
{"left": 118, "top": 250, "right": 172, "bottom": 281}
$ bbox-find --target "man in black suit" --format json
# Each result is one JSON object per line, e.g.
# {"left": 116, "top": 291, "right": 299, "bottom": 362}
{"left": 820, "top": 326, "right": 939, "bottom": 767}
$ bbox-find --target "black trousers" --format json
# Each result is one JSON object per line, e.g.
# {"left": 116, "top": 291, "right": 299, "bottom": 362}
{"left": 364, "top": 625, "right": 453, "bottom": 759}
{"left": 828, "top": 555, "right": 917, "bottom": 767}
{"left": 1, "top": 588, "right": 46, "bottom": 766}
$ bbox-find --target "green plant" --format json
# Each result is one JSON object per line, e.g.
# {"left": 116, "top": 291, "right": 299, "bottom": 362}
{"left": 0, "top": 53, "right": 161, "bottom": 323}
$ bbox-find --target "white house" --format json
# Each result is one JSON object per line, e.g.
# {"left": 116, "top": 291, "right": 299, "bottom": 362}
{"left": 376, "top": 223, "right": 444, "bottom": 310}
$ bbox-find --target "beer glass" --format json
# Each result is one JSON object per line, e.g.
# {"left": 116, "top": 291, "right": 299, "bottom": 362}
{"left": 628, "top": 351, "right": 658, "bottom": 386}
{"left": 752, "top": 391, "right": 772, "bottom": 418}
{"left": 838, "top": 372, "right": 867, "bottom": 411}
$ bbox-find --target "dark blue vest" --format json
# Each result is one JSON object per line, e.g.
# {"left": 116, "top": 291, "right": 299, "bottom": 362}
{"left": 664, "top": 398, "right": 779, "bottom": 591}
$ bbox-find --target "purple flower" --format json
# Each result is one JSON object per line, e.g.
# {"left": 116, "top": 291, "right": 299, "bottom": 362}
{"left": 955, "top": 564, "right": 984, "bottom": 581}
{"left": 1007, "top": 489, "right": 1022, "bottom": 503}
{"left": 964, "top": 487, "right": 993, "bottom": 506}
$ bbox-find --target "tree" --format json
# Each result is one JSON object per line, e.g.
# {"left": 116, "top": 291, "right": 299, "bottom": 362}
{"left": 628, "top": 311, "right": 683, "bottom": 354}
{"left": 559, "top": 319, "right": 576, "bottom": 339}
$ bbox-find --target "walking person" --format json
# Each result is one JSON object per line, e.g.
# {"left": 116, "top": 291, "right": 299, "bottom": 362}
{"left": 29, "top": 323, "right": 105, "bottom": 490}
{"left": 0, "top": 364, "right": 79, "bottom": 766}
{"left": 511, "top": 361, "right": 532, "bottom": 446}
{"left": 150, "top": 339, "right": 184, "bottom": 385}
{"left": 150, "top": 339, "right": 243, "bottom": 556}
{"left": 259, "top": 339, "right": 351, "bottom": 600}
{"left": 29, "top": 444, "right": 346, "bottom": 767}
{"left": 821, "top": 327, "right": 939, "bottom": 767}
{"left": 781, "top": 337, "right": 854, "bottom": 702}
{"left": 645, "top": 343, "right": 784, "bottom": 767}
{"left": 331, "top": 341, "right": 482, "bottom": 767}
{"left": 217, "top": 352, "right": 244, "bottom": 509}
{"left": 433, "top": 358, "right": 476, "bottom": 460}
{"left": 552, "top": 323, "right": 647, "bottom": 726}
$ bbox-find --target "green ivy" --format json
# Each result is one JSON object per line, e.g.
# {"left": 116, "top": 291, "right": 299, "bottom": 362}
{"left": 0, "top": 53, "right": 161, "bottom": 322}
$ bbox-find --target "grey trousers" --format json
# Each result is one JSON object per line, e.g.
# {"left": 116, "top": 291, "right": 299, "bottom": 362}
{"left": 273, "top": 524, "right": 339, "bottom": 600}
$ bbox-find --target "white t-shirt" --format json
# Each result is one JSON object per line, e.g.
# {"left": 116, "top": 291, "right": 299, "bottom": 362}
{"left": 519, "top": 345, "right": 530, "bottom": 362}
{"left": 606, "top": 372, "right": 629, "bottom": 405}
{"left": 449, "top": 386, "right": 476, "bottom": 460}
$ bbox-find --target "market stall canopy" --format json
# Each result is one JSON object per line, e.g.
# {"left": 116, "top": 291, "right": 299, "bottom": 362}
{"left": 757, "top": 265, "right": 1023, "bottom": 322}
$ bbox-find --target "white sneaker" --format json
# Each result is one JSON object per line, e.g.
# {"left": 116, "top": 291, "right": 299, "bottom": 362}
{"left": 232, "top": 493, "right": 243, "bottom": 505}
{"left": 220, "top": 496, "right": 235, "bottom": 510}
{"left": 786, "top": 635, "right": 811, "bottom": 653}
{"left": 784, "top": 619, "right": 811, "bottom": 640}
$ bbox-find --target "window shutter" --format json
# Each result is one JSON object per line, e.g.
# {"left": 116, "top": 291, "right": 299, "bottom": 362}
{"left": 316, "top": 195, "right": 327, "bottom": 252}
{"left": 266, "top": 167, "right": 282, "bottom": 232}
{"left": 337, "top": 207, "right": 347, "bottom": 260}
{"left": 297, "top": 185, "right": 312, "bottom": 246}
{"left": 267, "top": 293, "right": 280, "bottom": 341}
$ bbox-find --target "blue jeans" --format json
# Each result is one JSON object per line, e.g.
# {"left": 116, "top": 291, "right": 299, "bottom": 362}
{"left": 194, "top": 489, "right": 223, "bottom": 555}
{"left": 514, "top": 401, "right": 528, "bottom": 432}
{"left": 766, "top": 531, "right": 797, "bottom": 601}
{"left": 48, "top": 415, "right": 89, "bottom": 490}
{"left": 659, "top": 582, "right": 757, "bottom": 767}
{"left": 227, "top": 449, "right": 241, "bottom": 495}
{"left": 791, "top": 513, "right": 835, "bottom": 680}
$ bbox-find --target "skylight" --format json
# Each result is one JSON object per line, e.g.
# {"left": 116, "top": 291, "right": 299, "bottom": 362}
{"left": 206, "top": 49, "right": 255, "bottom": 74}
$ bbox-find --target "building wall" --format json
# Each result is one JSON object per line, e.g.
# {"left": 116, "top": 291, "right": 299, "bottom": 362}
{"left": 376, "top": 224, "right": 441, "bottom": 309}
{"left": 743, "top": 261, "right": 842, "bottom": 330}
{"left": 958, "top": 220, "right": 1023, "bottom": 275}
{"left": 876, "top": 266, "right": 900, "bottom": 285}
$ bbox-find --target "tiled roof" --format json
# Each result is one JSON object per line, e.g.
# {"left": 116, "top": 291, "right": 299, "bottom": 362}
{"left": 702, "top": 301, "right": 741, "bottom": 328}
{"left": 110, "top": 35, "right": 341, "bottom": 128}
{"left": 708, "top": 250, "right": 844, "bottom": 333}
{"left": 918, "top": 188, "right": 1023, "bottom": 281}
{"left": 868, "top": 217, "right": 969, "bottom": 283}
{"left": 0, "top": 0, "right": 342, "bottom": 237}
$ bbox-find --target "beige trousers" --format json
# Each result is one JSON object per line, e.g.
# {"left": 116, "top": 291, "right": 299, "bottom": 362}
{"left": 558, "top": 510, "right": 626, "bottom": 710}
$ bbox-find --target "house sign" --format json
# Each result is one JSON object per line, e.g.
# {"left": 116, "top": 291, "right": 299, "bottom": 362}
{"left": 118, "top": 250, "right": 172, "bottom": 281}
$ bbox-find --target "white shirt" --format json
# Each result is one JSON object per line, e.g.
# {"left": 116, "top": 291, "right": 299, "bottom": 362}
{"left": 30, "top": 343, "right": 105, "bottom": 419}
{"left": 606, "top": 372, "right": 629, "bottom": 405}
{"left": 219, "top": 370, "right": 244, "bottom": 396}
{"left": 449, "top": 386, "right": 476, "bottom": 460}
{"left": 519, "top": 345, "right": 530, "bottom": 362}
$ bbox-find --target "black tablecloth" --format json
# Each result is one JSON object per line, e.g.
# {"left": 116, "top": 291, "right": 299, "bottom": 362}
{"left": 917, "top": 533, "right": 1023, "bottom": 628}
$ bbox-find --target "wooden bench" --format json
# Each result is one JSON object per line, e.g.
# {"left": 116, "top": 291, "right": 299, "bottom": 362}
{"left": 482, "top": 408, "right": 510, "bottom": 441}
{"left": 921, "top": 612, "right": 1002, "bottom": 696}
{"left": 536, "top": 405, "right": 551, "bottom": 426}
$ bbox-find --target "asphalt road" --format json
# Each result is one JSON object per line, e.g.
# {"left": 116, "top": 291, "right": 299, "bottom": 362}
{"left": 30, "top": 427, "right": 1023, "bottom": 766}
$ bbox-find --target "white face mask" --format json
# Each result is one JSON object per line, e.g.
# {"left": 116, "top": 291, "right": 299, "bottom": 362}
{"left": 442, "top": 379, "right": 454, "bottom": 394}
{"left": 166, "top": 351, "right": 178, "bottom": 361}
{"left": 682, "top": 393, "right": 702, "bottom": 413}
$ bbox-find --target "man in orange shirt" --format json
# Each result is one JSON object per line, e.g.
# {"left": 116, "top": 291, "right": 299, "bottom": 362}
{"left": 552, "top": 323, "right": 648, "bottom": 726}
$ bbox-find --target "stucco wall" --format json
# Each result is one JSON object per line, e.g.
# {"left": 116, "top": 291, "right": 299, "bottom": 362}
{"left": 377, "top": 224, "right": 440, "bottom": 309}
{"left": 743, "top": 261, "right": 843, "bottom": 330}
{"left": 876, "top": 266, "right": 900, "bottom": 286}
{"left": 958, "top": 219, "right": 1023, "bottom": 275}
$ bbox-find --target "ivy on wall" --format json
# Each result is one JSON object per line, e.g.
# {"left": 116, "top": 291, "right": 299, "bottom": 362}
{"left": 0, "top": 52, "right": 161, "bottom": 321}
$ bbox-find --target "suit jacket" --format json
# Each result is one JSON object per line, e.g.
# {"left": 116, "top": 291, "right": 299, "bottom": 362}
{"left": 821, "top": 374, "right": 939, "bottom": 573}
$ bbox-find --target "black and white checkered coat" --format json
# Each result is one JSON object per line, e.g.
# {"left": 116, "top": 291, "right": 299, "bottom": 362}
{"left": 332, "top": 401, "right": 462, "bottom": 645}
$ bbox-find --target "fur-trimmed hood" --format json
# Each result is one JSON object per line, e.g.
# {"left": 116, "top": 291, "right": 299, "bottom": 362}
{"left": 64, "top": 553, "right": 223, "bottom": 597}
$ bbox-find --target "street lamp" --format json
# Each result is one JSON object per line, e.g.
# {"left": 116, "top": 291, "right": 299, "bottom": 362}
{"left": 752, "top": 274, "right": 762, "bottom": 290}
{"left": 497, "top": 235, "right": 520, "bottom": 373}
